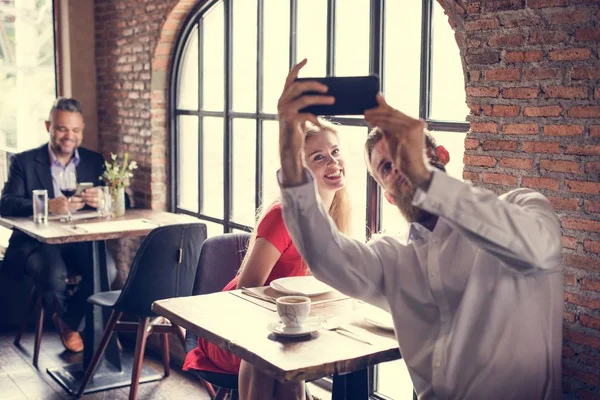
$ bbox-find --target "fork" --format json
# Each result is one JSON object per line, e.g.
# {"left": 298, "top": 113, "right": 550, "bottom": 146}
{"left": 240, "top": 287, "right": 277, "bottom": 304}
{"left": 320, "top": 318, "right": 372, "bottom": 345}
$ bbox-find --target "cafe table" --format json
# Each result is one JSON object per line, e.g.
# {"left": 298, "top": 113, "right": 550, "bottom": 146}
{"left": 152, "top": 290, "right": 401, "bottom": 400}
{"left": 0, "top": 209, "right": 202, "bottom": 395}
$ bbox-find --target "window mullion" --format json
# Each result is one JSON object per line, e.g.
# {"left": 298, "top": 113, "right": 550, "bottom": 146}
{"left": 224, "top": 0, "right": 233, "bottom": 232}
{"left": 198, "top": 20, "right": 204, "bottom": 216}
{"left": 326, "top": 0, "right": 336, "bottom": 76}
{"left": 255, "top": 0, "right": 264, "bottom": 211}
{"left": 418, "top": 0, "right": 433, "bottom": 121}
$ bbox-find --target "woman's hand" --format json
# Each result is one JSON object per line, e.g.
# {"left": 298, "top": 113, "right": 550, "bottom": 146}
{"left": 278, "top": 59, "right": 334, "bottom": 186}
{"left": 364, "top": 94, "right": 433, "bottom": 190}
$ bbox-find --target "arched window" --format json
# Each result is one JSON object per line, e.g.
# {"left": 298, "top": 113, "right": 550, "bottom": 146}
{"left": 170, "top": 0, "right": 467, "bottom": 393}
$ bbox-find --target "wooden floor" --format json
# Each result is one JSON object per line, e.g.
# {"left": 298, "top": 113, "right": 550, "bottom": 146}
{"left": 0, "top": 327, "right": 211, "bottom": 400}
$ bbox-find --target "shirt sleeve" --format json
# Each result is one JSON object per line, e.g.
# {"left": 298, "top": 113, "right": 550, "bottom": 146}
{"left": 412, "top": 169, "right": 562, "bottom": 272}
{"left": 277, "top": 168, "right": 393, "bottom": 307}
{"left": 256, "top": 205, "right": 292, "bottom": 253}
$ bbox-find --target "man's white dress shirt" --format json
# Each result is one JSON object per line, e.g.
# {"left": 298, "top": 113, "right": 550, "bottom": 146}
{"left": 279, "top": 169, "right": 563, "bottom": 400}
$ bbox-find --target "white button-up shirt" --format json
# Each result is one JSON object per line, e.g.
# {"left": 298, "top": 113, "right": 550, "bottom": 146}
{"left": 279, "top": 169, "right": 563, "bottom": 400}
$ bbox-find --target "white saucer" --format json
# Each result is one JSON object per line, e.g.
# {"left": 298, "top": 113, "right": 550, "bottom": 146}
{"left": 267, "top": 320, "right": 321, "bottom": 337}
{"left": 364, "top": 315, "right": 395, "bottom": 332}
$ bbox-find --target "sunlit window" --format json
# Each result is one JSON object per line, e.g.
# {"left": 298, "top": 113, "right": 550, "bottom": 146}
{"left": 0, "top": 0, "right": 56, "bottom": 153}
{"left": 170, "top": 0, "right": 468, "bottom": 397}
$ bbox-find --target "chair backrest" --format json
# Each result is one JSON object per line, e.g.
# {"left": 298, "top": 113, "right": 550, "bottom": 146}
{"left": 114, "top": 223, "right": 207, "bottom": 317}
{"left": 185, "top": 232, "right": 251, "bottom": 353}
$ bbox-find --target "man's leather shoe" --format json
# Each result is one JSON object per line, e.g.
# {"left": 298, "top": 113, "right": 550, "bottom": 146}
{"left": 52, "top": 314, "right": 84, "bottom": 353}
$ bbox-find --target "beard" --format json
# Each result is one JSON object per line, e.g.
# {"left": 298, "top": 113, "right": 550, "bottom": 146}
{"left": 389, "top": 179, "right": 429, "bottom": 223}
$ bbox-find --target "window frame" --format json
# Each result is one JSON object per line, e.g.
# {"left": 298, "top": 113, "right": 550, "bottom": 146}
{"left": 169, "top": 0, "right": 469, "bottom": 397}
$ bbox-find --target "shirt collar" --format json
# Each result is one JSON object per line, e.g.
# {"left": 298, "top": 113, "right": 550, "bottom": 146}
{"left": 408, "top": 222, "right": 432, "bottom": 243}
{"left": 48, "top": 142, "right": 80, "bottom": 167}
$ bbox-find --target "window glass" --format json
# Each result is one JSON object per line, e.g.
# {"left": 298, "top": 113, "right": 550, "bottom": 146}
{"left": 430, "top": 2, "right": 469, "bottom": 121}
{"left": 232, "top": 0, "right": 257, "bottom": 112}
{"left": 178, "top": 26, "right": 199, "bottom": 110}
{"left": 262, "top": 0, "right": 289, "bottom": 113}
{"left": 296, "top": 0, "right": 327, "bottom": 77}
{"left": 202, "top": 1, "right": 225, "bottom": 111}
{"left": 0, "top": 0, "right": 56, "bottom": 152}
{"left": 177, "top": 116, "right": 199, "bottom": 212}
{"left": 335, "top": 0, "right": 369, "bottom": 77}
{"left": 232, "top": 118, "right": 257, "bottom": 226}
{"left": 202, "top": 117, "right": 224, "bottom": 218}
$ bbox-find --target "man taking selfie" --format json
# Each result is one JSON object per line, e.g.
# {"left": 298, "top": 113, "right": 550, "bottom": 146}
{"left": 0, "top": 98, "right": 118, "bottom": 353}
{"left": 276, "top": 60, "right": 563, "bottom": 399}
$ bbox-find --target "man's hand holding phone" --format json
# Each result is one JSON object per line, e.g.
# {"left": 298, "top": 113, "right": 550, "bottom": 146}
{"left": 80, "top": 186, "right": 104, "bottom": 209}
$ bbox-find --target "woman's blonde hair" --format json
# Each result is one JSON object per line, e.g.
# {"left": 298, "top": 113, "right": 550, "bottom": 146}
{"left": 238, "top": 119, "right": 351, "bottom": 274}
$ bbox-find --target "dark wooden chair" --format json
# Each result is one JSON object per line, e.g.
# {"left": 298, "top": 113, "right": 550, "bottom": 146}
{"left": 185, "top": 232, "right": 251, "bottom": 400}
{"left": 75, "top": 223, "right": 213, "bottom": 400}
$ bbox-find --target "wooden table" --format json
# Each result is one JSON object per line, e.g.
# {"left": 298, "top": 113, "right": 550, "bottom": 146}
{"left": 152, "top": 291, "right": 401, "bottom": 399}
{"left": 0, "top": 210, "right": 202, "bottom": 395}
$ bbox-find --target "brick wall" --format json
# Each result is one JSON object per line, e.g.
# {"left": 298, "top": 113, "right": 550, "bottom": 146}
{"left": 440, "top": 0, "right": 600, "bottom": 397}
{"left": 95, "top": 0, "right": 599, "bottom": 395}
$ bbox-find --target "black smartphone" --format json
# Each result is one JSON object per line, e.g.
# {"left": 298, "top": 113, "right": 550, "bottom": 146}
{"left": 295, "top": 75, "right": 380, "bottom": 116}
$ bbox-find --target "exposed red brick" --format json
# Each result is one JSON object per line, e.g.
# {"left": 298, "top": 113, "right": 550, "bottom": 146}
{"left": 484, "top": 140, "right": 518, "bottom": 151}
{"left": 548, "top": 197, "right": 579, "bottom": 211}
{"left": 564, "top": 311, "right": 576, "bottom": 323}
{"left": 527, "top": 0, "right": 568, "bottom": 8}
{"left": 565, "top": 145, "right": 600, "bottom": 156}
{"left": 585, "top": 162, "right": 600, "bottom": 174}
{"left": 562, "top": 218, "right": 600, "bottom": 232}
{"left": 504, "top": 51, "right": 544, "bottom": 63}
{"left": 584, "top": 240, "right": 600, "bottom": 254}
{"left": 529, "top": 30, "right": 569, "bottom": 45}
{"left": 500, "top": 157, "right": 533, "bottom": 169}
{"left": 581, "top": 278, "right": 600, "bottom": 291}
{"left": 465, "top": 18, "right": 500, "bottom": 31}
{"left": 503, "top": 87, "right": 539, "bottom": 99}
{"left": 463, "top": 171, "right": 479, "bottom": 182}
{"left": 585, "top": 201, "right": 600, "bottom": 213}
{"left": 485, "top": 68, "right": 521, "bottom": 81}
{"left": 564, "top": 328, "right": 600, "bottom": 351}
{"left": 548, "top": 48, "right": 592, "bottom": 61}
{"left": 595, "top": 88, "right": 600, "bottom": 100}
{"left": 571, "top": 67, "right": 600, "bottom": 80}
{"left": 503, "top": 123, "right": 539, "bottom": 135}
{"left": 522, "top": 176, "right": 559, "bottom": 191}
{"left": 482, "top": 0, "right": 525, "bottom": 12}
{"left": 523, "top": 106, "right": 563, "bottom": 117}
{"left": 469, "top": 70, "right": 482, "bottom": 82}
{"left": 471, "top": 122, "right": 499, "bottom": 133}
{"left": 466, "top": 51, "right": 501, "bottom": 65}
{"left": 464, "top": 155, "right": 497, "bottom": 167}
{"left": 464, "top": 138, "right": 480, "bottom": 149}
{"left": 581, "top": 315, "right": 600, "bottom": 332}
{"left": 466, "top": 87, "right": 500, "bottom": 97}
{"left": 543, "top": 125, "right": 584, "bottom": 137}
{"left": 565, "top": 291, "right": 600, "bottom": 308}
{"left": 482, "top": 173, "right": 517, "bottom": 186}
{"left": 488, "top": 34, "right": 524, "bottom": 47}
{"left": 579, "top": 353, "right": 600, "bottom": 370}
{"left": 545, "top": 86, "right": 588, "bottom": 99}
{"left": 544, "top": 9, "right": 592, "bottom": 25}
{"left": 467, "top": 2, "right": 481, "bottom": 14}
{"left": 566, "top": 180, "right": 600, "bottom": 194}
{"left": 562, "top": 237, "right": 578, "bottom": 250}
{"left": 591, "top": 126, "right": 600, "bottom": 137}
{"left": 563, "top": 344, "right": 575, "bottom": 359}
{"left": 490, "top": 105, "right": 520, "bottom": 117}
{"left": 564, "top": 364, "right": 600, "bottom": 387}
{"left": 540, "top": 160, "right": 581, "bottom": 174}
{"left": 524, "top": 68, "right": 561, "bottom": 81}
{"left": 576, "top": 28, "right": 600, "bottom": 42}
{"left": 521, "top": 141, "right": 560, "bottom": 153}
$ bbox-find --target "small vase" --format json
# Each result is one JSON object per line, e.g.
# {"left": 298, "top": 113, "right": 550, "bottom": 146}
{"left": 110, "top": 186, "right": 126, "bottom": 217}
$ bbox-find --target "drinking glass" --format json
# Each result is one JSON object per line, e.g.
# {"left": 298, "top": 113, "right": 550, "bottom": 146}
{"left": 58, "top": 171, "right": 77, "bottom": 221}
{"left": 99, "top": 186, "right": 112, "bottom": 218}
{"left": 32, "top": 190, "right": 48, "bottom": 224}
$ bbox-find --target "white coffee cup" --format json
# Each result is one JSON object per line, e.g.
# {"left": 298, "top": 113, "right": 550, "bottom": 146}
{"left": 276, "top": 296, "right": 311, "bottom": 328}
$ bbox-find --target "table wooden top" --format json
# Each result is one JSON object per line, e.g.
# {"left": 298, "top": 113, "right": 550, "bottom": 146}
{"left": 152, "top": 291, "right": 400, "bottom": 383}
{"left": 0, "top": 210, "right": 202, "bottom": 244}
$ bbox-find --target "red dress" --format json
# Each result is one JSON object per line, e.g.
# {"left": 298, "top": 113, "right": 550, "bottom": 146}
{"left": 182, "top": 204, "right": 309, "bottom": 374}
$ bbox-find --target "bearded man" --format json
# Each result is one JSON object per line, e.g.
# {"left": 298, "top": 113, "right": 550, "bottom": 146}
{"left": 276, "top": 60, "right": 563, "bottom": 400}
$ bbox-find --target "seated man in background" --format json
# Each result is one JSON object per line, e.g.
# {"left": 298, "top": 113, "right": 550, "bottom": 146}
{"left": 277, "top": 60, "right": 563, "bottom": 399}
{"left": 0, "top": 97, "right": 117, "bottom": 352}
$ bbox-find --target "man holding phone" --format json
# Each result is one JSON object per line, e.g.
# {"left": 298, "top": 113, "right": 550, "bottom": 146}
{"left": 0, "top": 98, "right": 120, "bottom": 352}
{"left": 277, "top": 60, "right": 563, "bottom": 399}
